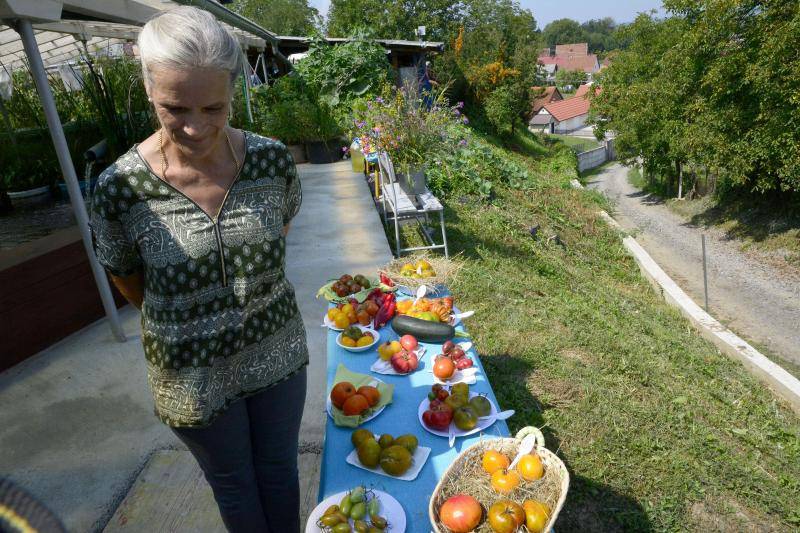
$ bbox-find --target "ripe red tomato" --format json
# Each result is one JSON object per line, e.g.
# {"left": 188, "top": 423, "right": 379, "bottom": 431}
{"left": 439, "top": 494, "right": 482, "bottom": 533}
{"left": 400, "top": 334, "right": 418, "bottom": 351}
{"left": 422, "top": 400, "right": 453, "bottom": 431}
{"left": 488, "top": 500, "right": 525, "bottom": 533}
{"left": 390, "top": 350, "right": 419, "bottom": 373}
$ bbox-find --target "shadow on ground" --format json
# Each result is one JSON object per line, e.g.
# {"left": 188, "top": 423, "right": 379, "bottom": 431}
{"left": 480, "top": 351, "right": 653, "bottom": 532}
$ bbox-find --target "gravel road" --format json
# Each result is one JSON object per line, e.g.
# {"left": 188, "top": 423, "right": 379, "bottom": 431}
{"left": 587, "top": 163, "right": 800, "bottom": 373}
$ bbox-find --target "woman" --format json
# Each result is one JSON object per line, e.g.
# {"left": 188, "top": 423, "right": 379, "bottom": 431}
{"left": 88, "top": 7, "right": 309, "bottom": 532}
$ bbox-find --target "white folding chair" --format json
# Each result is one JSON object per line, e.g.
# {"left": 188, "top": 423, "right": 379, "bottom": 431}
{"left": 377, "top": 151, "right": 449, "bottom": 258}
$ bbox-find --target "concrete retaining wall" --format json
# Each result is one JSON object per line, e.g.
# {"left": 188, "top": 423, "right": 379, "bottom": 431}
{"left": 577, "top": 139, "right": 616, "bottom": 172}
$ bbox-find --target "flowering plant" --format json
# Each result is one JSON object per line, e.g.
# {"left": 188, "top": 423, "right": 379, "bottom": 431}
{"left": 349, "top": 83, "right": 467, "bottom": 172}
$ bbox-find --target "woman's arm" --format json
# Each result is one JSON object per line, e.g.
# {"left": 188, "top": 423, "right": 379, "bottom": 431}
{"left": 110, "top": 270, "right": 145, "bottom": 310}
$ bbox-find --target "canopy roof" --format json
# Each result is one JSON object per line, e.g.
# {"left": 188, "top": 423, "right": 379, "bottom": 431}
{"left": 0, "top": 0, "right": 280, "bottom": 72}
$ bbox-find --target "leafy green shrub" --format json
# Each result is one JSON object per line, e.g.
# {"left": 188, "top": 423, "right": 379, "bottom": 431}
{"left": 426, "top": 124, "right": 541, "bottom": 199}
{"left": 484, "top": 86, "right": 517, "bottom": 135}
{"left": 252, "top": 76, "right": 312, "bottom": 143}
{"left": 295, "top": 32, "right": 391, "bottom": 108}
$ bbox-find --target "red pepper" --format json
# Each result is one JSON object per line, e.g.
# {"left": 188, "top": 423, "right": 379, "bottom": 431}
{"left": 380, "top": 272, "right": 394, "bottom": 287}
{"left": 374, "top": 294, "right": 397, "bottom": 329}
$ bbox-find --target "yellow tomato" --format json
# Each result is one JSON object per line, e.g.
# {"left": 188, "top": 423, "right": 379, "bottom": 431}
{"left": 516, "top": 453, "right": 544, "bottom": 481}
{"left": 523, "top": 500, "right": 551, "bottom": 533}
{"left": 334, "top": 314, "right": 350, "bottom": 329}
{"left": 326, "top": 308, "right": 339, "bottom": 321}
{"left": 482, "top": 449, "right": 510, "bottom": 474}
{"left": 356, "top": 336, "right": 373, "bottom": 347}
{"left": 390, "top": 340, "right": 402, "bottom": 353}
{"left": 490, "top": 469, "right": 521, "bottom": 494}
{"left": 341, "top": 336, "right": 357, "bottom": 347}
{"left": 341, "top": 303, "right": 354, "bottom": 315}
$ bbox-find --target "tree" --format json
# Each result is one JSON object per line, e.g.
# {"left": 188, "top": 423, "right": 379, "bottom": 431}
{"left": 230, "top": 0, "right": 320, "bottom": 35}
{"left": 541, "top": 18, "right": 585, "bottom": 48}
{"left": 555, "top": 68, "right": 588, "bottom": 89}
{"left": 593, "top": 1, "right": 800, "bottom": 195}
{"left": 326, "top": 0, "right": 469, "bottom": 41}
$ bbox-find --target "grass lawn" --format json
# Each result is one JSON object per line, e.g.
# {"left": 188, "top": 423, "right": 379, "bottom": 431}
{"left": 388, "top": 132, "right": 800, "bottom": 531}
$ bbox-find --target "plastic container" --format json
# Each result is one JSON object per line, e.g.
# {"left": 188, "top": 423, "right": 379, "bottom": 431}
{"left": 350, "top": 140, "right": 365, "bottom": 173}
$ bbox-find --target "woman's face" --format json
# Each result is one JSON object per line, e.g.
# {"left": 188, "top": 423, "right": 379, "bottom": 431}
{"left": 147, "top": 66, "right": 232, "bottom": 160}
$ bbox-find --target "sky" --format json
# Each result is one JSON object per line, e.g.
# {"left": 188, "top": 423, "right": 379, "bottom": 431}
{"left": 308, "top": 0, "right": 667, "bottom": 28}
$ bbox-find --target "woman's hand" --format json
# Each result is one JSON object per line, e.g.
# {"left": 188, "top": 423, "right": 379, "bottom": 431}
{"left": 110, "top": 270, "right": 145, "bottom": 310}
{"left": 283, "top": 223, "right": 291, "bottom": 237}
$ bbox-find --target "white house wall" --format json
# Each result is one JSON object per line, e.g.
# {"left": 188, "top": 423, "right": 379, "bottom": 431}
{"left": 554, "top": 113, "right": 588, "bottom": 133}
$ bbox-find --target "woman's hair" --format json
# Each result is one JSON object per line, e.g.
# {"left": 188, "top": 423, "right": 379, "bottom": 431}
{"left": 137, "top": 6, "right": 243, "bottom": 89}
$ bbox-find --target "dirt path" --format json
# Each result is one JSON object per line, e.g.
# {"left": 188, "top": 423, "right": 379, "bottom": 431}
{"left": 587, "top": 163, "right": 800, "bottom": 374}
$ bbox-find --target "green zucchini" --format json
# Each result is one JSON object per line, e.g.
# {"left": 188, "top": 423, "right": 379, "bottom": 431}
{"left": 391, "top": 314, "right": 469, "bottom": 343}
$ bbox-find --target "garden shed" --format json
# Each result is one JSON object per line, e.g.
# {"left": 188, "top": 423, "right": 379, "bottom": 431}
{"left": 0, "top": 0, "right": 282, "bottom": 370}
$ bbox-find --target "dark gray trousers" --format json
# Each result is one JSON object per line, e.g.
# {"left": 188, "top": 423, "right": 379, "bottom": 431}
{"left": 171, "top": 367, "right": 307, "bottom": 533}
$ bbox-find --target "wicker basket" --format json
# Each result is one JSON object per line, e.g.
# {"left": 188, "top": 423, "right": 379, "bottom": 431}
{"left": 429, "top": 427, "right": 569, "bottom": 533}
{"left": 379, "top": 253, "right": 462, "bottom": 295}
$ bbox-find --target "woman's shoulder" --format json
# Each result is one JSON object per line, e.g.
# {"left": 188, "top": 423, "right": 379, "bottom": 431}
{"left": 94, "top": 147, "right": 150, "bottom": 200}
{"left": 244, "top": 130, "right": 289, "bottom": 155}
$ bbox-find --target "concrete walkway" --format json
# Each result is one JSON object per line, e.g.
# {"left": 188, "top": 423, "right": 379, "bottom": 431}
{"left": 0, "top": 160, "right": 392, "bottom": 532}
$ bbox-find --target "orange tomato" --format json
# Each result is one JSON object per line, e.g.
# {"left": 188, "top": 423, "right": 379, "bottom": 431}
{"left": 341, "top": 336, "right": 357, "bottom": 347}
{"left": 490, "top": 468, "right": 521, "bottom": 494}
{"left": 357, "top": 385, "right": 381, "bottom": 407}
{"left": 432, "top": 356, "right": 456, "bottom": 380}
{"left": 330, "top": 382, "right": 355, "bottom": 410}
{"left": 523, "top": 500, "right": 551, "bottom": 533}
{"left": 482, "top": 449, "right": 511, "bottom": 474}
{"left": 342, "top": 393, "right": 370, "bottom": 416}
{"left": 516, "top": 453, "right": 544, "bottom": 481}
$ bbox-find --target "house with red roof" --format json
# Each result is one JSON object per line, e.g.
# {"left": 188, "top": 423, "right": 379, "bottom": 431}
{"left": 530, "top": 86, "right": 563, "bottom": 116}
{"left": 528, "top": 84, "right": 598, "bottom": 133}
{"left": 537, "top": 42, "right": 601, "bottom": 83}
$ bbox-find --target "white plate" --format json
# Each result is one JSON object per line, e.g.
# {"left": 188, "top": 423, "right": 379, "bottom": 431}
{"left": 345, "top": 434, "right": 431, "bottom": 481}
{"left": 336, "top": 326, "right": 380, "bottom": 352}
{"left": 326, "top": 376, "right": 387, "bottom": 424}
{"left": 370, "top": 348, "right": 425, "bottom": 375}
{"left": 417, "top": 392, "right": 498, "bottom": 438}
{"left": 430, "top": 365, "right": 479, "bottom": 385}
{"left": 305, "top": 489, "right": 406, "bottom": 533}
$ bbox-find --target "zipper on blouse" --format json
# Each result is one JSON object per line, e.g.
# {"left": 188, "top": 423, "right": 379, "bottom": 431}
{"left": 213, "top": 220, "right": 228, "bottom": 287}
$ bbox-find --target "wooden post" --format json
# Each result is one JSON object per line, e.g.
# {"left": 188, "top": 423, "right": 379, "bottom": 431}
{"left": 677, "top": 159, "right": 683, "bottom": 199}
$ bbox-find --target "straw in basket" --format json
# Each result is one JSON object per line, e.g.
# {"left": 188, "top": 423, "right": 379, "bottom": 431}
{"left": 429, "top": 426, "right": 569, "bottom": 532}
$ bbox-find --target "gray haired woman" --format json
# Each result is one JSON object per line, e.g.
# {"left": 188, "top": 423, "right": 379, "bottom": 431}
{"left": 88, "top": 7, "right": 309, "bottom": 532}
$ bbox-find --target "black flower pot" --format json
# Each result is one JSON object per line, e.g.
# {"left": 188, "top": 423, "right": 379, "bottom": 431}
{"left": 306, "top": 140, "right": 343, "bottom": 164}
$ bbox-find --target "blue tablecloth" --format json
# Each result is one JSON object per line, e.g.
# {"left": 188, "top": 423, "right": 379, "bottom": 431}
{"left": 317, "top": 308, "right": 511, "bottom": 531}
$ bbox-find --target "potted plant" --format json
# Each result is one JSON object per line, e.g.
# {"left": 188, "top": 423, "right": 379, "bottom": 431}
{"left": 2, "top": 158, "right": 54, "bottom": 208}
{"left": 252, "top": 77, "right": 314, "bottom": 163}
{"left": 305, "top": 98, "right": 344, "bottom": 164}
{"left": 350, "top": 85, "right": 465, "bottom": 194}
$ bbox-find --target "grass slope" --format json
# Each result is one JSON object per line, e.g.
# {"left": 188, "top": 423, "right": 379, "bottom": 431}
{"left": 394, "top": 132, "right": 800, "bottom": 531}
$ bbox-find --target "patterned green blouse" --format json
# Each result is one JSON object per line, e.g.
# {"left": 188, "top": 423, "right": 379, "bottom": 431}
{"left": 89, "top": 132, "right": 309, "bottom": 428}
